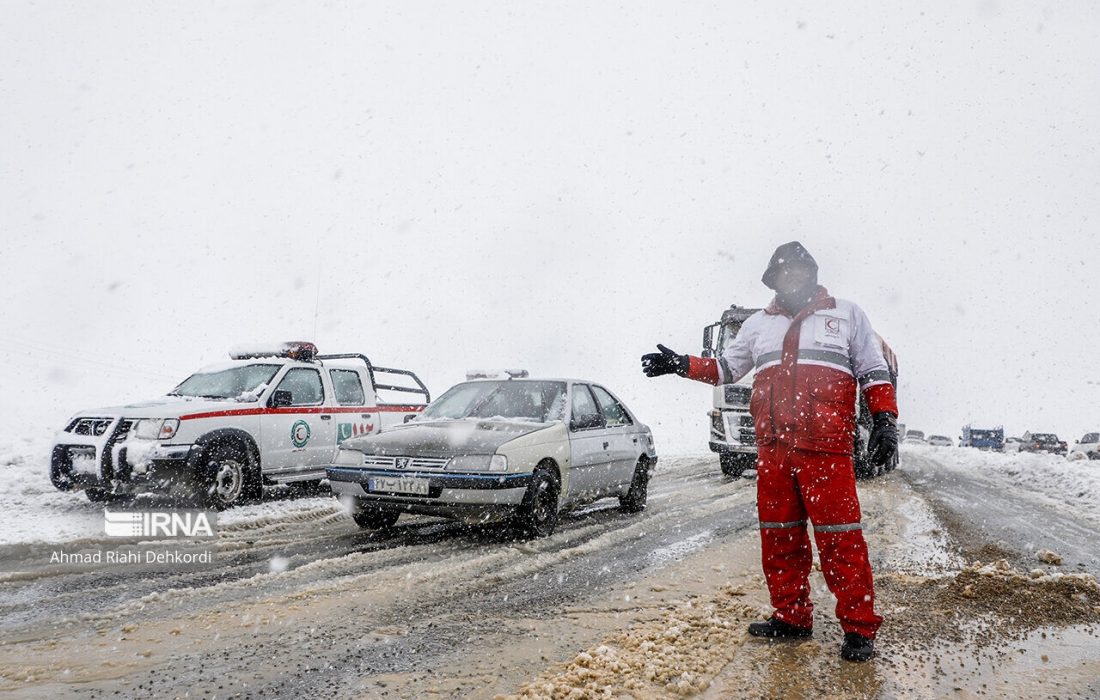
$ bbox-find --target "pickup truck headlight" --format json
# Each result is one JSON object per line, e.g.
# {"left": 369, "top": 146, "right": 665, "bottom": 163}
{"left": 134, "top": 419, "right": 180, "bottom": 440}
{"left": 446, "top": 454, "right": 508, "bottom": 472}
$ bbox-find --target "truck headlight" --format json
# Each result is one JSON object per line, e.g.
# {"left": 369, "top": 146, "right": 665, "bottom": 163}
{"left": 158, "top": 419, "right": 180, "bottom": 440}
{"left": 446, "top": 454, "right": 508, "bottom": 472}
{"left": 134, "top": 419, "right": 180, "bottom": 440}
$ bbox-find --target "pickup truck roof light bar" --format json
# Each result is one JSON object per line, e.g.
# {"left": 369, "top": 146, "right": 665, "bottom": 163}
{"left": 230, "top": 341, "right": 318, "bottom": 361}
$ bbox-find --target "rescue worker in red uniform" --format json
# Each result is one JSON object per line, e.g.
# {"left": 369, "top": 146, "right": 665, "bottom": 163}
{"left": 641, "top": 241, "right": 899, "bottom": 662}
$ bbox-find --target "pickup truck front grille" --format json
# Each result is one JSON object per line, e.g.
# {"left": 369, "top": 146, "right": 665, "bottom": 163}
{"left": 69, "top": 417, "right": 114, "bottom": 436}
{"left": 361, "top": 455, "right": 450, "bottom": 471}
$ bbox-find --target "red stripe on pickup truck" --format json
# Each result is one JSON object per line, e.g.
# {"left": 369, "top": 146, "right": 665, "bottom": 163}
{"left": 179, "top": 405, "right": 425, "bottom": 421}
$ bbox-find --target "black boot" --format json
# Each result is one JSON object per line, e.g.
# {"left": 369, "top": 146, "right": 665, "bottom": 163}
{"left": 747, "top": 616, "right": 812, "bottom": 639}
{"left": 840, "top": 632, "right": 874, "bottom": 661}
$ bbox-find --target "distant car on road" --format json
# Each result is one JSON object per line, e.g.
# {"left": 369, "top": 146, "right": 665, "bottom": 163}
{"left": 1003, "top": 436, "right": 1024, "bottom": 453}
{"left": 1069, "top": 432, "right": 1100, "bottom": 461}
{"left": 927, "top": 435, "right": 953, "bottom": 447}
{"left": 327, "top": 375, "right": 658, "bottom": 537}
{"left": 1020, "top": 432, "right": 1068, "bottom": 456}
{"left": 902, "top": 430, "right": 927, "bottom": 445}
{"left": 960, "top": 425, "right": 1005, "bottom": 451}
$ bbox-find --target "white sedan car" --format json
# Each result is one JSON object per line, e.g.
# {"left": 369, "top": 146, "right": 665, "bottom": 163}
{"left": 327, "top": 378, "right": 658, "bottom": 537}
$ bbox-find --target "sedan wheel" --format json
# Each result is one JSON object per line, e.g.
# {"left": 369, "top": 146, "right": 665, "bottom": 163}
{"left": 514, "top": 468, "right": 559, "bottom": 538}
{"left": 619, "top": 460, "right": 649, "bottom": 513}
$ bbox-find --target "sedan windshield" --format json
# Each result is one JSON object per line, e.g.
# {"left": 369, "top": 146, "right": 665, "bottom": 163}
{"left": 171, "top": 364, "right": 281, "bottom": 401}
{"left": 419, "top": 381, "right": 567, "bottom": 423}
{"left": 1031, "top": 434, "right": 1058, "bottom": 442}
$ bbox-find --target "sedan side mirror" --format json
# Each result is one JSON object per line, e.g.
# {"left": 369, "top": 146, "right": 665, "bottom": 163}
{"left": 570, "top": 413, "right": 605, "bottom": 431}
{"left": 270, "top": 390, "right": 294, "bottom": 408}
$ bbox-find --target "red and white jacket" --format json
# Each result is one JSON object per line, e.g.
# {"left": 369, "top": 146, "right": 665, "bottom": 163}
{"left": 688, "top": 287, "right": 898, "bottom": 455}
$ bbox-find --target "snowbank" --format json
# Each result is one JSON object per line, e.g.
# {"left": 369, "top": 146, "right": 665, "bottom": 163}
{"left": 0, "top": 429, "right": 105, "bottom": 546}
{"left": 902, "top": 444, "right": 1100, "bottom": 528}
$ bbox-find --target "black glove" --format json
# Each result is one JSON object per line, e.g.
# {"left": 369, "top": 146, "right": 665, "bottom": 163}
{"left": 641, "top": 344, "right": 690, "bottom": 378}
{"left": 867, "top": 412, "right": 899, "bottom": 466}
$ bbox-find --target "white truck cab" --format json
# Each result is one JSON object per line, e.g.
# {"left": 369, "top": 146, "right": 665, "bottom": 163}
{"left": 701, "top": 305, "right": 900, "bottom": 479}
{"left": 50, "top": 342, "right": 431, "bottom": 508}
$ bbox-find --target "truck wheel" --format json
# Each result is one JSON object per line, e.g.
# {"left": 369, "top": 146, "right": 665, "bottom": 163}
{"left": 85, "top": 487, "right": 125, "bottom": 503}
{"left": 351, "top": 504, "right": 400, "bottom": 530}
{"left": 720, "top": 453, "right": 752, "bottom": 478}
{"left": 514, "top": 466, "right": 560, "bottom": 538}
{"left": 619, "top": 459, "right": 649, "bottom": 513}
{"left": 200, "top": 443, "right": 261, "bottom": 510}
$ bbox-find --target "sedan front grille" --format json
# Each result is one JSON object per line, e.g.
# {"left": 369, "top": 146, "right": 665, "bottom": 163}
{"left": 360, "top": 455, "right": 450, "bottom": 471}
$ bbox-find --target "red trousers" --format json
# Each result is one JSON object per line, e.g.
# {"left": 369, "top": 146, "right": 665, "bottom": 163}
{"left": 756, "top": 443, "right": 883, "bottom": 638}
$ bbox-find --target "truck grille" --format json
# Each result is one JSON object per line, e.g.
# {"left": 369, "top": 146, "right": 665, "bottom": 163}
{"left": 69, "top": 417, "right": 114, "bottom": 436}
{"left": 361, "top": 455, "right": 450, "bottom": 471}
{"left": 723, "top": 385, "right": 752, "bottom": 407}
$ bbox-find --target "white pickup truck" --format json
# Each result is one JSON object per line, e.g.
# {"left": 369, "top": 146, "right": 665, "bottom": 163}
{"left": 49, "top": 342, "right": 431, "bottom": 508}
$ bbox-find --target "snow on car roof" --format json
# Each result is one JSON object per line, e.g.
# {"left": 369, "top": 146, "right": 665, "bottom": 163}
{"left": 461, "top": 377, "right": 600, "bottom": 386}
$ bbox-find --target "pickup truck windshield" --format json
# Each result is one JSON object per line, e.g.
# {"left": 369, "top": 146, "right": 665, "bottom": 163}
{"left": 420, "top": 381, "right": 567, "bottom": 423}
{"left": 171, "top": 364, "right": 281, "bottom": 400}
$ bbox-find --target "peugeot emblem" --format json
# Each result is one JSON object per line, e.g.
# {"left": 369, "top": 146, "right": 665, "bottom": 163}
{"left": 394, "top": 457, "right": 411, "bottom": 470}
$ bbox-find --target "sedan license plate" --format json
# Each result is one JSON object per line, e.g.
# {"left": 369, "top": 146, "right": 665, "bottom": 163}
{"left": 368, "top": 476, "right": 430, "bottom": 496}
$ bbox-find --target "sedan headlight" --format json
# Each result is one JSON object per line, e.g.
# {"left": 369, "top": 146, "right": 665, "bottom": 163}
{"left": 446, "top": 454, "right": 508, "bottom": 472}
{"left": 134, "top": 419, "right": 180, "bottom": 440}
{"left": 334, "top": 448, "right": 365, "bottom": 466}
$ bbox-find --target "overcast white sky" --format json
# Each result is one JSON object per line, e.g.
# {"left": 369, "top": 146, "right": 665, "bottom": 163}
{"left": 2, "top": 1, "right": 1098, "bottom": 453}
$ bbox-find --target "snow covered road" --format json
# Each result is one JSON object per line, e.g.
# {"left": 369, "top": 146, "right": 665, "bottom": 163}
{"left": 901, "top": 446, "right": 1100, "bottom": 573}
{"left": 1, "top": 442, "right": 1099, "bottom": 698}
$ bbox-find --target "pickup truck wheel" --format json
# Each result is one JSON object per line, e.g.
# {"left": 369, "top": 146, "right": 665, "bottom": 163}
{"left": 514, "top": 467, "right": 559, "bottom": 538}
{"left": 351, "top": 504, "right": 400, "bottom": 530}
{"left": 200, "top": 444, "right": 260, "bottom": 510}
{"left": 619, "top": 459, "right": 649, "bottom": 513}
{"left": 85, "top": 487, "right": 125, "bottom": 503}
{"left": 720, "top": 453, "right": 752, "bottom": 477}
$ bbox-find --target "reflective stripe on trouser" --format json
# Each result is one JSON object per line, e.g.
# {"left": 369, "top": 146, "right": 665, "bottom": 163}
{"left": 756, "top": 443, "right": 883, "bottom": 638}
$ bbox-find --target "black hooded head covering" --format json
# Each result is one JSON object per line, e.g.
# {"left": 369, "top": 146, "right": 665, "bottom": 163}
{"left": 762, "top": 241, "right": 818, "bottom": 290}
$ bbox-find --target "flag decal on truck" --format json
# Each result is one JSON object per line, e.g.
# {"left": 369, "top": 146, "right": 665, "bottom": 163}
{"left": 338, "top": 422, "right": 375, "bottom": 443}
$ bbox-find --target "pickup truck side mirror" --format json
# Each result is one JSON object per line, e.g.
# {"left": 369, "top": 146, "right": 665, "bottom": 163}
{"left": 570, "top": 413, "right": 605, "bottom": 431}
{"left": 270, "top": 390, "right": 294, "bottom": 408}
